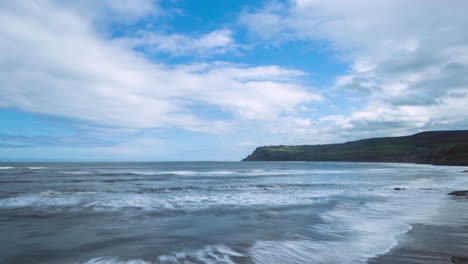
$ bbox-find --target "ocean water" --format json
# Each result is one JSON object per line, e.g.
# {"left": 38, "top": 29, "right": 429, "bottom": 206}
{"left": 0, "top": 161, "right": 466, "bottom": 264}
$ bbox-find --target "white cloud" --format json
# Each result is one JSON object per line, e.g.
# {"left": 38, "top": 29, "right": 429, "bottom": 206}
{"left": 7, "top": 0, "right": 466, "bottom": 153}
{"left": 241, "top": 0, "right": 468, "bottom": 138}
{"left": 53, "top": 0, "right": 161, "bottom": 23}
{"left": 0, "top": 0, "right": 322, "bottom": 134}
{"left": 134, "top": 29, "right": 243, "bottom": 57}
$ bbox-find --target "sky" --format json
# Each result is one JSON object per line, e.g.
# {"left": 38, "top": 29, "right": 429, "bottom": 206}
{"left": 1, "top": 0, "right": 468, "bottom": 161}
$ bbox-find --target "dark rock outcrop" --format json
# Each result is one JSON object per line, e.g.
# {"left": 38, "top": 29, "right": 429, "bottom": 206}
{"left": 243, "top": 130, "right": 468, "bottom": 166}
{"left": 451, "top": 256, "right": 468, "bottom": 263}
{"left": 448, "top": 191, "right": 468, "bottom": 196}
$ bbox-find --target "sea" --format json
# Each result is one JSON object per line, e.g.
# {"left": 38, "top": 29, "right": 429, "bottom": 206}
{"left": 0, "top": 161, "right": 466, "bottom": 264}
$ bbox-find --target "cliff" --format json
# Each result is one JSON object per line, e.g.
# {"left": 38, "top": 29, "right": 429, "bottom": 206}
{"left": 243, "top": 130, "right": 468, "bottom": 166}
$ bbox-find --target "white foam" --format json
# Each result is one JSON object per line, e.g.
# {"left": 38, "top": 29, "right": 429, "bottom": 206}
{"left": 247, "top": 169, "right": 351, "bottom": 176}
{"left": 249, "top": 235, "right": 404, "bottom": 264}
{"left": 0, "top": 167, "right": 13, "bottom": 169}
{"left": 56, "top": 168, "right": 351, "bottom": 177}
{"left": 291, "top": 181, "right": 448, "bottom": 263}
{"left": 80, "top": 245, "right": 243, "bottom": 264}
{"left": 81, "top": 257, "right": 151, "bottom": 264}
{"left": 27, "top": 167, "right": 46, "bottom": 169}
{"left": 60, "top": 171, "right": 94, "bottom": 175}
{"left": 158, "top": 170, "right": 238, "bottom": 175}
{"left": 248, "top": 168, "right": 459, "bottom": 264}
{"left": 0, "top": 186, "right": 343, "bottom": 211}
{"left": 131, "top": 169, "right": 351, "bottom": 177}
{"left": 86, "top": 189, "right": 335, "bottom": 211}
{"left": 0, "top": 194, "right": 81, "bottom": 208}
{"left": 249, "top": 200, "right": 417, "bottom": 263}
{"left": 158, "top": 244, "right": 244, "bottom": 264}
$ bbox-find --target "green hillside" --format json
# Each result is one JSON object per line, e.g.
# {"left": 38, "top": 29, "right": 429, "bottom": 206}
{"left": 243, "top": 131, "right": 468, "bottom": 166}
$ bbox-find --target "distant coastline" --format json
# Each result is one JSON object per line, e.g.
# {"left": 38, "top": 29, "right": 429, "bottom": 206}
{"left": 243, "top": 130, "right": 468, "bottom": 166}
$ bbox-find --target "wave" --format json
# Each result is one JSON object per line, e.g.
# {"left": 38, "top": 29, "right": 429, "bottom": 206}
{"left": 60, "top": 171, "right": 95, "bottom": 175}
{"left": 59, "top": 178, "right": 165, "bottom": 183}
{"left": 81, "top": 257, "right": 150, "bottom": 264}
{"left": 249, "top": 236, "right": 401, "bottom": 264}
{"left": 4, "top": 163, "right": 465, "bottom": 264}
{"left": 279, "top": 186, "right": 450, "bottom": 264}
{"left": 0, "top": 182, "right": 342, "bottom": 199}
{"left": 39, "top": 190, "right": 98, "bottom": 196}
{"left": 141, "top": 183, "right": 339, "bottom": 193}
{"left": 248, "top": 175, "right": 461, "bottom": 263}
{"left": 57, "top": 169, "right": 351, "bottom": 177}
{"left": 0, "top": 187, "right": 343, "bottom": 212}
{"left": 0, "top": 166, "right": 46, "bottom": 171}
{"left": 249, "top": 203, "right": 415, "bottom": 263}
{"left": 162, "top": 170, "right": 238, "bottom": 175}
{"left": 158, "top": 244, "right": 245, "bottom": 264}
{"left": 160, "top": 169, "right": 351, "bottom": 176}
{"left": 81, "top": 244, "right": 245, "bottom": 264}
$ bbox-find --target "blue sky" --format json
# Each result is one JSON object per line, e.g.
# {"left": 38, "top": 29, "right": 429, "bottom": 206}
{"left": 1, "top": 0, "right": 468, "bottom": 161}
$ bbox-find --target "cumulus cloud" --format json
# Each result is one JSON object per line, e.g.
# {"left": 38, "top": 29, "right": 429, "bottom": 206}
{"left": 0, "top": 0, "right": 321, "bottom": 134}
{"left": 6, "top": 0, "right": 466, "bottom": 156}
{"left": 135, "top": 29, "right": 244, "bottom": 57}
{"left": 53, "top": 0, "right": 161, "bottom": 23}
{"left": 241, "top": 0, "right": 468, "bottom": 137}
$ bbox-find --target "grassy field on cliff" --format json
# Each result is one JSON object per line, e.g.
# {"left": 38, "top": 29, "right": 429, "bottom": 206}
{"left": 244, "top": 131, "right": 468, "bottom": 166}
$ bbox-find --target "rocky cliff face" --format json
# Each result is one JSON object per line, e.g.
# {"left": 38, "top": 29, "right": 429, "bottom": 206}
{"left": 243, "top": 131, "right": 468, "bottom": 166}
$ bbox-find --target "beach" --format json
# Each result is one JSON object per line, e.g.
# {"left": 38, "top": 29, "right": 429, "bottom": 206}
{"left": 369, "top": 189, "right": 468, "bottom": 264}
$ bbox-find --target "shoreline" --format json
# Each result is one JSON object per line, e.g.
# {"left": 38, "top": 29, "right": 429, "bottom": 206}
{"left": 368, "top": 193, "right": 468, "bottom": 264}
{"left": 242, "top": 160, "right": 468, "bottom": 168}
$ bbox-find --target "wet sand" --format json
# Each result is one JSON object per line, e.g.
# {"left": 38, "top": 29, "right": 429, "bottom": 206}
{"left": 368, "top": 194, "right": 468, "bottom": 264}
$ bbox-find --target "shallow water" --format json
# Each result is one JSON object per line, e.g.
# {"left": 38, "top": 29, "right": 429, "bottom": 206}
{"left": 0, "top": 161, "right": 466, "bottom": 264}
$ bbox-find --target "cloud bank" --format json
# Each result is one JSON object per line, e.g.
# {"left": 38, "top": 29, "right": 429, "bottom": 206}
{"left": 241, "top": 0, "right": 468, "bottom": 138}
{"left": 1, "top": 0, "right": 468, "bottom": 160}
{"left": 0, "top": 0, "right": 321, "bottom": 133}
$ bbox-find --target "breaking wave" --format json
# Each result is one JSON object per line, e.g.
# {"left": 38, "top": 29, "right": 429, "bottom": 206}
{"left": 81, "top": 245, "right": 245, "bottom": 264}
